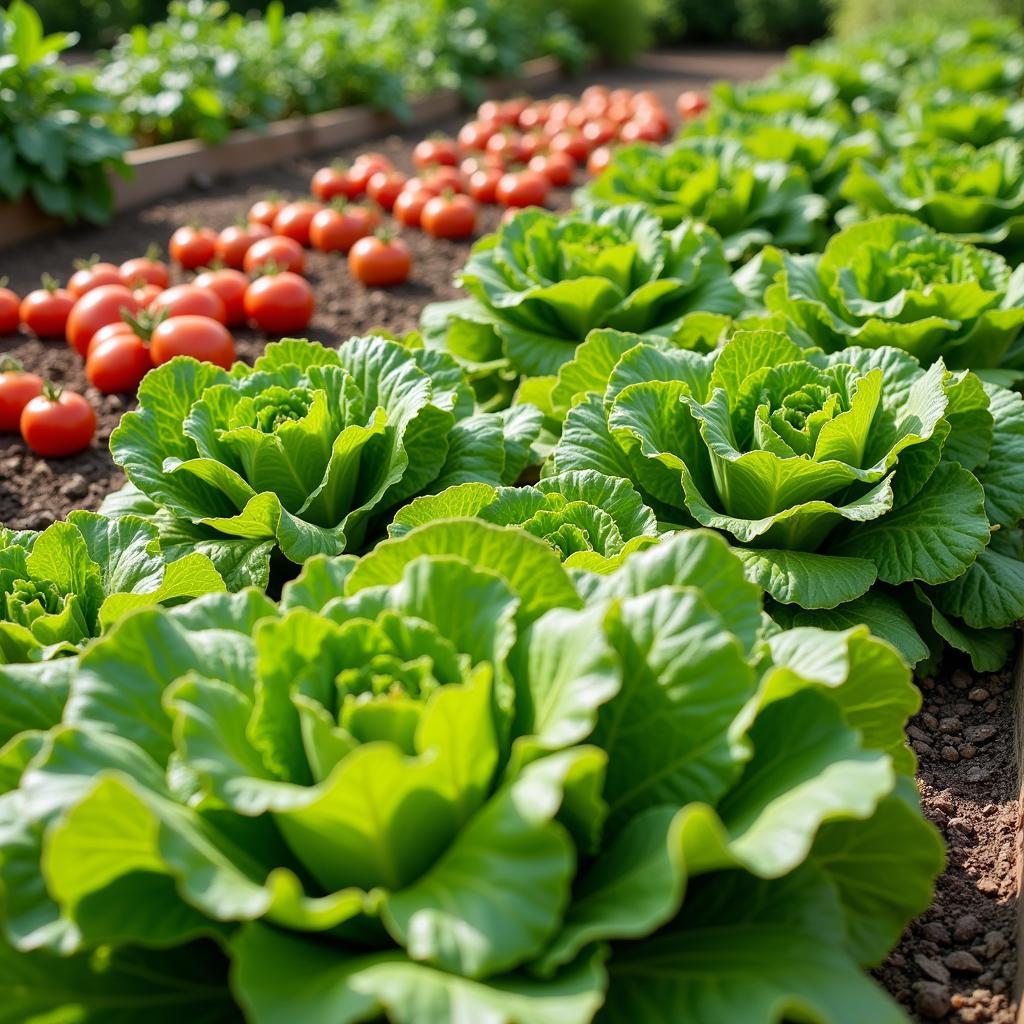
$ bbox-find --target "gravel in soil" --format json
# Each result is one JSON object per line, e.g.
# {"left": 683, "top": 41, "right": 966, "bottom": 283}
{"left": 877, "top": 654, "right": 1020, "bottom": 1023}
{"left": 1, "top": 50, "right": 1019, "bottom": 1024}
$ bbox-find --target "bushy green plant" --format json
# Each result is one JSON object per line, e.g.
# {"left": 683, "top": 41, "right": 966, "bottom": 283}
{"left": 0, "top": 524, "right": 941, "bottom": 1023}
{"left": 763, "top": 216, "right": 1024, "bottom": 373}
{"left": 421, "top": 204, "right": 743, "bottom": 402}
{"left": 0, "top": 0, "right": 130, "bottom": 222}
{"left": 577, "top": 139, "right": 829, "bottom": 263}
{"left": 105, "top": 336, "right": 541, "bottom": 582}
{"left": 548, "top": 328, "right": 1024, "bottom": 670}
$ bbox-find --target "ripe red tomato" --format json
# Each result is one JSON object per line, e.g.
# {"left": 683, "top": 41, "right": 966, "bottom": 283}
{"left": 677, "top": 90, "right": 709, "bottom": 119}
{"left": 549, "top": 130, "right": 590, "bottom": 164}
{"left": 477, "top": 99, "right": 516, "bottom": 126}
{"left": 496, "top": 170, "right": 549, "bottom": 208}
{"left": 0, "top": 280, "right": 18, "bottom": 334}
{"left": 348, "top": 234, "right": 412, "bottom": 288}
{"left": 350, "top": 153, "right": 394, "bottom": 191}
{"left": 393, "top": 185, "right": 438, "bottom": 228}
{"left": 518, "top": 103, "right": 548, "bottom": 130}
{"left": 193, "top": 268, "right": 249, "bottom": 326}
{"left": 582, "top": 118, "right": 616, "bottom": 147}
{"left": 90, "top": 320, "right": 137, "bottom": 349}
{"left": 86, "top": 333, "right": 153, "bottom": 393}
{"left": 419, "top": 166, "right": 464, "bottom": 194}
{"left": 620, "top": 118, "right": 668, "bottom": 143}
{"left": 272, "top": 201, "right": 323, "bottom": 247}
{"left": 119, "top": 248, "right": 170, "bottom": 289}
{"left": 309, "top": 205, "right": 374, "bottom": 253}
{"left": 413, "top": 136, "right": 459, "bottom": 168}
{"left": 248, "top": 195, "right": 284, "bottom": 227}
{"left": 20, "top": 386, "right": 95, "bottom": 457}
{"left": 486, "top": 130, "right": 525, "bottom": 163}
{"left": 65, "top": 285, "right": 140, "bottom": 357}
{"left": 215, "top": 222, "right": 271, "bottom": 269}
{"left": 366, "top": 170, "right": 409, "bottom": 212}
{"left": 243, "top": 235, "right": 306, "bottom": 275}
{"left": 311, "top": 164, "right": 363, "bottom": 202}
{"left": 150, "top": 284, "right": 228, "bottom": 325}
{"left": 20, "top": 276, "right": 75, "bottom": 338}
{"left": 528, "top": 152, "right": 575, "bottom": 187}
{"left": 588, "top": 146, "right": 613, "bottom": 176}
{"left": 457, "top": 120, "right": 497, "bottom": 152}
{"left": 68, "top": 260, "right": 124, "bottom": 298}
{"left": 468, "top": 168, "right": 502, "bottom": 204}
{"left": 421, "top": 194, "right": 477, "bottom": 239}
{"left": 169, "top": 226, "right": 218, "bottom": 269}
{"left": 244, "top": 272, "right": 315, "bottom": 334}
{"left": 0, "top": 359, "right": 43, "bottom": 431}
{"left": 150, "top": 315, "right": 235, "bottom": 369}
{"left": 580, "top": 85, "right": 610, "bottom": 114}
{"left": 133, "top": 283, "right": 164, "bottom": 308}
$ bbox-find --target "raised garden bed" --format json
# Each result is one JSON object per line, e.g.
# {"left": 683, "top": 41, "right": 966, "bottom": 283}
{"left": 1, "top": 45, "right": 1020, "bottom": 1024}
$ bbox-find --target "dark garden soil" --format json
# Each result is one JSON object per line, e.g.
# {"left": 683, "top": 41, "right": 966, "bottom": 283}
{"left": 0, "top": 49, "right": 1019, "bottom": 1024}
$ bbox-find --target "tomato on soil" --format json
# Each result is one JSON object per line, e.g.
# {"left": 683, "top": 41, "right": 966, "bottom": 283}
{"left": 676, "top": 91, "right": 708, "bottom": 119}
{"left": 151, "top": 284, "right": 228, "bottom": 325}
{"left": 310, "top": 205, "right": 376, "bottom": 252}
{"left": 272, "top": 201, "right": 322, "bottom": 247}
{"left": 419, "top": 166, "right": 464, "bottom": 194}
{"left": 0, "top": 358, "right": 44, "bottom": 432}
{"left": 348, "top": 234, "right": 412, "bottom": 288}
{"left": 244, "top": 272, "right": 315, "bottom": 334}
{"left": 66, "top": 285, "right": 140, "bottom": 357}
{"left": 0, "top": 280, "right": 18, "bottom": 334}
{"left": 194, "top": 269, "right": 249, "bottom": 326}
{"left": 150, "top": 315, "right": 236, "bottom": 369}
{"left": 244, "top": 235, "right": 306, "bottom": 275}
{"left": 311, "top": 164, "right": 363, "bottom": 202}
{"left": 393, "top": 185, "right": 438, "bottom": 228}
{"left": 528, "top": 152, "right": 575, "bottom": 187}
{"left": 367, "top": 171, "right": 409, "bottom": 212}
{"left": 421, "top": 193, "right": 477, "bottom": 239}
{"left": 457, "top": 120, "right": 497, "bottom": 152}
{"left": 19, "top": 275, "right": 74, "bottom": 338}
{"left": 350, "top": 153, "right": 393, "bottom": 191}
{"left": 587, "top": 146, "right": 613, "bottom": 176}
{"left": 169, "top": 226, "right": 218, "bottom": 269}
{"left": 414, "top": 137, "right": 459, "bottom": 168}
{"left": 216, "top": 222, "right": 271, "bottom": 269}
{"left": 86, "top": 333, "right": 153, "bottom": 393}
{"left": 133, "top": 283, "right": 164, "bottom": 308}
{"left": 248, "top": 195, "right": 284, "bottom": 227}
{"left": 68, "top": 259, "right": 124, "bottom": 298}
{"left": 120, "top": 247, "right": 170, "bottom": 289}
{"left": 467, "top": 168, "right": 502, "bottom": 204}
{"left": 20, "top": 385, "right": 96, "bottom": 457}
{"left": 495, "top": 170, "right": 549, "bottom": 208}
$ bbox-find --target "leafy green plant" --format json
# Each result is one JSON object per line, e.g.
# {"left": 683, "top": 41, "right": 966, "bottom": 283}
{"left": 577, "top": 139, "right": 829, "bottom": 262}
{"left": 548, "top": 328, "right": 1024, "bottom": 670}
{"left": 681, "top": 110, "right": 880, "bottom": 204}
{"left": 0, "top": 523, "right": 941, "bottom": 1022}
{"left": 837, "top": 141, "right": 1024, "bottom": 261}
{"left": 0, "top": 0, "right": 130, "bottom": 223}
{"left": 763, "top": 215, "right": 1024, "bottom": 373}
{"left": 389, "top": 469, "right": 661, "bottom": 571}
{"left": 420, "top": 204, "right": 742, "bottom": 402}
{"left": 105, "top": 336, "right": 540, "bottom": 582}
{"left": 0, "top": 511, "right": 224, "bottom": 665}
{"left": 886, "top": 91, "right": 1024, "bottom": 148}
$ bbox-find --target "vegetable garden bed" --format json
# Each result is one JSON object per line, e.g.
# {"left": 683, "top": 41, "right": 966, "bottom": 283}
{"left": 1, "top": 35, "right": 1022, "bottom": 1024}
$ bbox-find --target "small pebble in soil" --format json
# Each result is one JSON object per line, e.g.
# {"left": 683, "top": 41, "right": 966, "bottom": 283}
{"left": 915, "top": 981, "right": 952, "bottom": 1019}
{"left": 968, "top": 687, "right": 989, "bottom": 702}
{"left": 945, "top": 951, "right": 984, "bottom": 974}
{"left": 915, "top": 954, "right": 951, "bottom": 984}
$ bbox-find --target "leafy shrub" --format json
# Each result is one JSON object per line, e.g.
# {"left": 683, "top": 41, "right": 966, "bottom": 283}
{"left": 420, "top": 204, "right": 742, "bottom": 401}
{"left": 577, "top": 139, "right": 829, "bottom": 263}
{"left": 389, "top": 469, "right": 661, "bottom": 571}
{"left": 0, "top": 0, "right": 130, "bottom": 222}
{"left": 764, "top": 215, "right": 1024, "bottom": 373}
{"left": 0, "top": 524, "right": 941, "bottom": 1022}
{"left": 105, "top": 336, "right": 540, "bottom": 581}
{"left": 837, "top": 142, "right": 1024, "bottom": 262}
{"left": 548, "top": 328, "right": 1024, "bottom": 670}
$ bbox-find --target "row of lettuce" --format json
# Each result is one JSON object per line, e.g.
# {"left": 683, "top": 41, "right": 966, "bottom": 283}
{"left": 4, "top": 16, "right": 1023, "bottom": 1023}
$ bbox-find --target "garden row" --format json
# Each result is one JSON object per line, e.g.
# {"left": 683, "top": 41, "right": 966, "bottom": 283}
{"left": 2, "top": 16, "right": 1024, "bottom": 1024}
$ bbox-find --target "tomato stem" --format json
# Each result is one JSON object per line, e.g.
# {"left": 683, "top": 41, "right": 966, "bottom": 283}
{"left": 40, "top": 381, "right": 63, "bottom": 402}
{"left": 0, "top": 356, "right": 25, "bottom": 374}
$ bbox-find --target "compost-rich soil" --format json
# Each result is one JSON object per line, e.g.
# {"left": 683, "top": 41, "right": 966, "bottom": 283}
{"left": 0, "top": 50, "right": 1019, "bottom": 1024}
